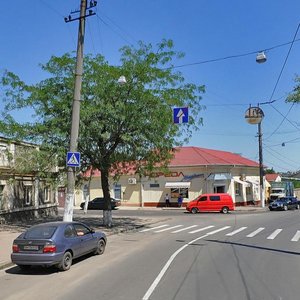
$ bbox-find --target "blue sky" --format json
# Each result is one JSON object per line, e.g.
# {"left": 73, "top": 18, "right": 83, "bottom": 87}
{"left": 0, "top": 0, "right": 300, "bottom": 173}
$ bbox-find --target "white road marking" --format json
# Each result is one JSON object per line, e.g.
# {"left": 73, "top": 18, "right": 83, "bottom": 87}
{"left": 171, "top": 225, "right": 198, "bottom": 233}
{"left": 154, "top": 225, "right": 183, "bottom": 233}
{"left": 139, "top": 224, "right": 169, "bottom": 232}
{"left": 188, "top": 225, "right": 215, "bottom": 234}
{"left": 267, "top": 229, "right": 282, "bottom": 240}
{"left": 246, "top": 227, "right": 265, "bottom": 237}
{"left": 206, "top": 226, "right": 231, "bottom": 235}
{"left": 226, "top": 227, "right": 247, "bottom": 236}
{"left": 142, "top": 226, "right": 231, "bottom": 300}
{"left": 291, "top": 230, "right": 300, "bottom": 242}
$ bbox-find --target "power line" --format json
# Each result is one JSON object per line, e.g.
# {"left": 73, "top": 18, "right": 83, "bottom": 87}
{"left": 163, "top": 37, "right": 300, "bottom": 70}
{"left": 267, "top": 23, "right": 300, "bottom": 104}
{"left": 96, "top": 15, "right": 134, "bottom": 46}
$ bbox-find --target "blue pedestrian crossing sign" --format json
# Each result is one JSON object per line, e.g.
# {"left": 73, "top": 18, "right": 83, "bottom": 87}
{"left": 66, "top": 152, "right": 81, "bottom": 167}
{"left": 173, "top": 107, "right": 189, "bottom": 124}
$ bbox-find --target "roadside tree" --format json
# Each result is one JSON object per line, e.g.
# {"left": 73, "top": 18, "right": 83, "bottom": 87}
{"left": 0, "top": 39, "right": 205, "bottom": 226}
{"left": 286, "top": 75, "right": 300, "bottom": 103}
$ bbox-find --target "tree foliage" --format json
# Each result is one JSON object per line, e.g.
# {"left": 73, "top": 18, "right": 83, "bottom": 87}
{"left": 0, "top": 40, "right": 205, "bottom": 224}
{"left": 286, "top": 75, "right": 300, "bottom": 103}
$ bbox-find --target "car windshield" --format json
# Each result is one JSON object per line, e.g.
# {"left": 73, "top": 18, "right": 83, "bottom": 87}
{"left": 24, "top": 225, "right": 57, "bottom": 239}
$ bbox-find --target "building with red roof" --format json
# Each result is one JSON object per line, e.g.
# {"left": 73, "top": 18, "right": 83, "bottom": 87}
{"left": 75, "top": 146, "right": 264, "bottom": 208}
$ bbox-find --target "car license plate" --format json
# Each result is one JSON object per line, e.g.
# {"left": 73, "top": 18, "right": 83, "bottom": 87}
{"left": 24, "top": 245, "right": 39, "bottom": 250}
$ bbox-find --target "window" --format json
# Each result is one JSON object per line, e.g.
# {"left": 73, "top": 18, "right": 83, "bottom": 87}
{"left": 114, "top": 184, "right": 121, "bottom": 199}
{"left": 246, "top": 187, "right": 251, "bottom": 195}
{"left": 44, "top": 186, "right": 50, "bottom": 203}
{"left": 214, "top": 185, "right": 225, "bottom": 193}
{"left": 210, "top": 195, "right": 221, "bottom": 201}
{"left": 64, "top": 225, "right": 77, "bottom": 238}
{"left": 25, "top": 226, "right": 57, "bottom": 239}
{"left": 24, "top": 185, "right": 32, "bottom": 205}
{"left": 199, "top": 196, "right": 207, "bottom": 202}
{"left": 150, "top": 183, "right": 160, "bottom": 188}
{"left": 73, "top": 224, "right": 91, "bottom": 236}
{"left": 0, "top": 185, "right": 4, "bottom": 203}
{"left": 235, "top": 182, "right": 241, "bottom": 196}
{"left": 170, "top": 188, "right": 189, "bottom": 198}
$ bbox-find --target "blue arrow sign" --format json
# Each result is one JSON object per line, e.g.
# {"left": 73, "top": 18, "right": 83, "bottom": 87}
{"left": 66, "top": 152, "right": 81, "bottom": 167}
{"left": 173, "top": 107, "right": 189, "bottom": 124}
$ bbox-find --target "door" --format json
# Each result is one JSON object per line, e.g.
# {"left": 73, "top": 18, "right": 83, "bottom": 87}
{"left": 209, "top": 195, "right": 221, "bottom": 211}
{"left": 197, "top": 196, "right": 209, "bottom": 211}
{"left": 58, "top": 187, "right": 66, "bottom": 207}
{"left": 73, "top": 224, "right": 96, "bottom": 255}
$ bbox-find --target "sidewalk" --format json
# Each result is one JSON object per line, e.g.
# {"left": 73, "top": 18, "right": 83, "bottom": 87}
{"left": 0, "top": 205, "right": 267, "bottom": 270}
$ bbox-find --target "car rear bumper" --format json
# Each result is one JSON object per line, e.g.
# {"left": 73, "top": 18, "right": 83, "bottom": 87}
{"left": 11, "top": 252, "right": 64, "bottom": 266}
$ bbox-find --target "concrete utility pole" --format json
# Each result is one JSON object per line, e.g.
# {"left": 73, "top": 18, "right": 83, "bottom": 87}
{"left": 63, "top": 0, "right": 97, "bottom": 222}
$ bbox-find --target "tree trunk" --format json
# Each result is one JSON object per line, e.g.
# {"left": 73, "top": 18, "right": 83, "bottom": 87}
{"left": 101, "top": 167, "right": 112, "bottom": 227}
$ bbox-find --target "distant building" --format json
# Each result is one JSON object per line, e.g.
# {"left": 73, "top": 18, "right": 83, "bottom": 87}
{"left": 0, "top": 137, "right": 58, "bottom": 222}
{"left": 76, "top": 146, "right": 264, "bottom": 207}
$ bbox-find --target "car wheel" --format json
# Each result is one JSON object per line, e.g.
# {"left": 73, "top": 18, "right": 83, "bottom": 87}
{"left": 94, "top": 239, "right": 106, "bottom": 255}
{"left": 191, "top": 208, "right": 198, "bottom": 214}
{"left": 283, "top": 205, "right": 288, "bottom": 211}
{"left": 269, "top": 208, "right": 273, "bottom": 211}
{"left": 221, "top": 206, "right": 229, "bottom": 214}
{"left": 58, "top": 251, "right": 73, "bottom": 271}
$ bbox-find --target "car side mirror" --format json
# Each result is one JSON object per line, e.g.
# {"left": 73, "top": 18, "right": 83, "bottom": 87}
{"left": 90, "top": 229, "right": 95, "bottom": 234}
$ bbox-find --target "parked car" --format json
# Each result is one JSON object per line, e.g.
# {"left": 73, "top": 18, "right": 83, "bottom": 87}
{"left": 11, "top": 221, "right": 106, "bottom": 271}
{"left": 269, "top": 197, "right": 299, "bottom": 211}
{"left": 186, "top": 193, "right": 235, "bottom": 214}
{"left": 80, "top": 197, "right": 121, "bottom": 210}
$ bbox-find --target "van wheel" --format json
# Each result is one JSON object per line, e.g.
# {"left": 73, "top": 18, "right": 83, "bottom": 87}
{"left": 221, "top": 207, "right": 229, "bottom": 214}
{"left": 191, "top": 208, "right": 198, "bottom": 214}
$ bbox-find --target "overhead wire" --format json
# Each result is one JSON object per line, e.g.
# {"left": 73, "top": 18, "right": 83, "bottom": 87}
{"left": 263, "top": 23, "right": 300, "bottom": 142}
{"left": 163, "top": 38, "right": 300, "bottom": 70}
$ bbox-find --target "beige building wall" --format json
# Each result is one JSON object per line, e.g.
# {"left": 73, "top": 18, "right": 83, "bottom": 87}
{"left": 75, "top": 165, "right": 261, "bottom": 207}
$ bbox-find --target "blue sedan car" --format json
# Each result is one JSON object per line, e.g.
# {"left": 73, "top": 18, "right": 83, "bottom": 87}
{"left": 11, "top": 221, "right": 106, "bottom": 271}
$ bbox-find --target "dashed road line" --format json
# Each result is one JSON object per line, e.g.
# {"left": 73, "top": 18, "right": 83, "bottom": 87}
{"left": 154, "top": 225, "right": 183, "bottom": 233}
{"left": 140, "top": 224, "right": 169, "bottom": 232}
{"left": 291, "top": 230, "right": 300, "bottom": 242}
{"left": 246, "top": 227, "right": 265, "bottom": 238}
{"left": 188, "top": 225, "right": 215, "bottom": 234}
{"left": 171, "top": 225, "right": 198, "bottom": 233}
{"left": 267, "top": 229, "right": 282, "bottom": 240}
{"left": 226, "top": 227, "right": 247, "bottom": 236}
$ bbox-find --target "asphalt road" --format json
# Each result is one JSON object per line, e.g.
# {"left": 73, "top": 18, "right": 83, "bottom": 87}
{"left": 1, "top": 209, "right": 300, "bottom": 300}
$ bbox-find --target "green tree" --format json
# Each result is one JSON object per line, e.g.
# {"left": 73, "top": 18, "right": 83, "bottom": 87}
{"left": 286, "top": 75, "right": 300, "bottom": 103}
{"left": 0, "top": 40, "right": 205, "bottom": 226}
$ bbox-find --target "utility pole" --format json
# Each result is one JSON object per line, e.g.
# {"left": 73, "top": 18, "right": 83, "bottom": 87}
{"left": 63, "top": 0, "right": 97, "bottom": 222}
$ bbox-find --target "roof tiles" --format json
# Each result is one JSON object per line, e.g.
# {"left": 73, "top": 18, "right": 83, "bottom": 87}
{"left": 169, "top": 146, "right": 259, "bottom": 167}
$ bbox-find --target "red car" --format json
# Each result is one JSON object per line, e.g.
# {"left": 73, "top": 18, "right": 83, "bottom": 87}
{"left": 186, "top": 193, "right": 234, "bottom": 214}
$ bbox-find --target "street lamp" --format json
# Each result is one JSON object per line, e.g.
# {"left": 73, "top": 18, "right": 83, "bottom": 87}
{"left": 256, "top": 51, "right": 267, "bottom": 64}
{"left": 245, "top": 106, "right": 265, "bottom": 207}
{"left": 117, "top": 75, "right": 127, "bottom": 85}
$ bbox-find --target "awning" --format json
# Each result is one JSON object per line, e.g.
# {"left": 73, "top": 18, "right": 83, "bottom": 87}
{"left": 234, "top": 179, "right": 250, "bottom": 187}
{"left": 165, "top": 182, "right": 191, "bottom": 188}
{"left": 207, "top": 173, "right": 232, "bottom": 180}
